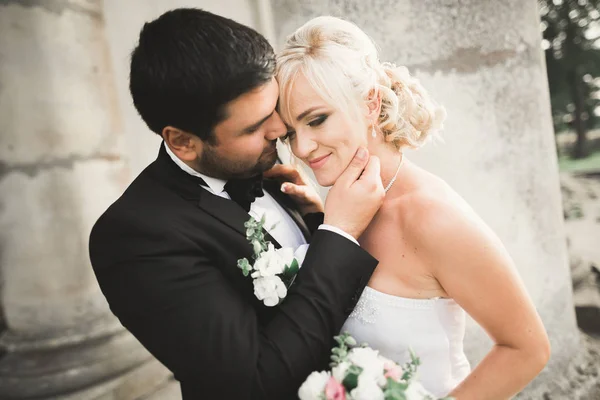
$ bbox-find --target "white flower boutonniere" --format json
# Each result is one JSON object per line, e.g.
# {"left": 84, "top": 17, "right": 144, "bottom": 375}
{"left": 237, "top": 214, "right": 307, "bottom": 307}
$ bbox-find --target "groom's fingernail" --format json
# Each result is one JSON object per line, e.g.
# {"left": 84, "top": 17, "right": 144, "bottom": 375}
{"left": 281, "top": 184, "right": 287, "bottom": 193}
{"left": 357, "top": 147, "right": 368, "bottom": 160}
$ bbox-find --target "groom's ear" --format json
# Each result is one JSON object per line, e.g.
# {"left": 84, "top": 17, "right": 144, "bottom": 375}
{"left": 162, "top": 126, "right": 201, "bottom": 162}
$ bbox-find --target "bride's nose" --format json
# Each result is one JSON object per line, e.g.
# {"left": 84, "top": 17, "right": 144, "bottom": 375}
{"left": 292, "top": 131, "right": 318, "bottom": 160}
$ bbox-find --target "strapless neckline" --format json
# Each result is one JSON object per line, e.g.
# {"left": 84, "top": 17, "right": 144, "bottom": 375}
{"left": 341, "top": 285, "right": 471, "bottom": 397}
{"left": 361, "top": 286, "right": 456, "bottom": 307}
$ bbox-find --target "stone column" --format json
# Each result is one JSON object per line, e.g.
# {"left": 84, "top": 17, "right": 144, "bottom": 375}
{"left": 271, "top": 0, "right": 579, "bottom": 397}
{"left": 0, "top": 1, "right": 170, "bottom": 398}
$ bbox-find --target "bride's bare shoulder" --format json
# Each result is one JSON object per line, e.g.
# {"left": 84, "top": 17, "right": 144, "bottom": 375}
{"left": 390, "top": 170, "right": 482, "bottom": 248}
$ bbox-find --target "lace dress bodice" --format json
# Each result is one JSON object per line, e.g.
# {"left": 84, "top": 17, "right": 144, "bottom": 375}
{"left": 341, "top": 287, "right": 471, "bottom": 397}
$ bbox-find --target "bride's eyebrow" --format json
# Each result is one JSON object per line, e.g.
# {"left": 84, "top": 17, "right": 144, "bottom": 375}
{"left": 296, "top": 106, "right": 326, "bottom": 121}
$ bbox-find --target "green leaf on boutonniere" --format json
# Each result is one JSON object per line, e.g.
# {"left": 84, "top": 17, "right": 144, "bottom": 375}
{"left": 334, "top": 333, "right": 347, "bottom": 346}
{"left": 344, "top": 335, "right": 357, "bottom": 346}
{"left": 237, "top": 258, "right": 252, "bottom": 277}
{"left": 244, "top": 217, "right": 257, "bottom": 229}
{"left": 281, "top": 272, "right": 297, "bottom": 289}
{"left": 283, "top": 258, "right": 299, "bottom": 278}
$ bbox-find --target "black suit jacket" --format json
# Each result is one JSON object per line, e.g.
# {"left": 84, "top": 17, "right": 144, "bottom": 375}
{"left": 89, "top": 145, "right": 378, "bottom": 399}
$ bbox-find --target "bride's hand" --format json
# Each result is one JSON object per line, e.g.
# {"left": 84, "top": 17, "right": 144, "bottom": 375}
{"left": 263, "top": 164, "right": 324, "bottom": 215}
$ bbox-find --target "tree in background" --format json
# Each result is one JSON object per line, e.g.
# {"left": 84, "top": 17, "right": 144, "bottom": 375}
{"left": 539, "top": 0, "right": 600, "bottom": 159}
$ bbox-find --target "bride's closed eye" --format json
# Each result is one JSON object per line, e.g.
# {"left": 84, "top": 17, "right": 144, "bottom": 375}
{"left": 308, "top": 114, "right": 328, "bottom": 127}
{"left": 280, "top": 114, "right": 329, "bottom": 142}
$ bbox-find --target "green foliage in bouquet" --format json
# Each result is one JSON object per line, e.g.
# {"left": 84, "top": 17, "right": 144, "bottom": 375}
{"left": 328, "top": 332, "right": 454, "bottom": 400}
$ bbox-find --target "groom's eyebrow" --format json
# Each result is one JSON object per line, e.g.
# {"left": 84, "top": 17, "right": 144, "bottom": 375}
{"left": 243, "top": 111, "right": 275, "bottom": 133}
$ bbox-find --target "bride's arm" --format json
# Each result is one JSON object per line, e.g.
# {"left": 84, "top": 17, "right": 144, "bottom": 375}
{"left": 413, "top": 199, "right": 550, "bottom": 400}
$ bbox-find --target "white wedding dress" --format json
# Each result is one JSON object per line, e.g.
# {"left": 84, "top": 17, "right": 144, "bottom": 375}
{"left": 341, "top": 286, "right": 471, "bottom": 398}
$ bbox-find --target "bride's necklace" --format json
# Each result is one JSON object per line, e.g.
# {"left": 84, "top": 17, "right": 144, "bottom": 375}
{"left": 384, "top": 153, "right": 404, "bottom": 193}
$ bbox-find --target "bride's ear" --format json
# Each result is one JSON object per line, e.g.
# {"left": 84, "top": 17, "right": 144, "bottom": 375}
{"left": 365, "top": 88, "right": 382, "bottom": 122}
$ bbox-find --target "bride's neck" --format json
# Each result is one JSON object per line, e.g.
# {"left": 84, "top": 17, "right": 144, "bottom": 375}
{"left": 368, "top": 143, "right": 404, "bottom": 191}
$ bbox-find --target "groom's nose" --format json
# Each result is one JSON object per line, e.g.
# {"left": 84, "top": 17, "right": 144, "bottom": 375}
{"left": 264, "top": 110, "right": 287, "bottom": 141}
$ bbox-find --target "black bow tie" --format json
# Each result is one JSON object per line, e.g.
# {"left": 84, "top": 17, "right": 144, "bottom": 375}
{"left": 223, "top": 175, "right": 265, "bottom": 212}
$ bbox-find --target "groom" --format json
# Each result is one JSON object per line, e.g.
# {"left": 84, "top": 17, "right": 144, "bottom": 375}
{"left": 89, "top": 8, "right": 384, "bottom": 400}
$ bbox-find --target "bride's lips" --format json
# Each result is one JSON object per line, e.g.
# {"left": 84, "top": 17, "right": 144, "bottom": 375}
{"left": 308, "top": 153, "right": 331, "bottom": 170}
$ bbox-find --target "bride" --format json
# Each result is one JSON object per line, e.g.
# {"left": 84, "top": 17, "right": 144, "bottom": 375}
{"left": 276, "top": 16, "right": 550, "bottom": 399}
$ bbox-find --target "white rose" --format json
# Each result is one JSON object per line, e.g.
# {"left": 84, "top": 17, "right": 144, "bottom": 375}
{"left": 332, "top": 361, "right": 350, "bottom": 383}
{"left": 350, "top": 374, "right": 384, "bottom": 400}
{"left": 276, "top": 246, "right": 295, "bottom": 269}
{"left": 405, "top": 381, "right": 435, "bottom": 400}
{"left": 253, "top": 275, "right": 287, "bottom": 306}
{"left": 298, "top": 371, "right": 330, "bottom": 400}
{"left": 251, "top": 243, "right": 286, "bottom": 277}
{"left": 347, "top": 348, "right": 385, "bottom": 377}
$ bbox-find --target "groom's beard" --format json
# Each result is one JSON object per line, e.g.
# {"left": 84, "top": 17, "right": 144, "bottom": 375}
{"left": 195, "top": 141, "right": 278, "bottom": 180}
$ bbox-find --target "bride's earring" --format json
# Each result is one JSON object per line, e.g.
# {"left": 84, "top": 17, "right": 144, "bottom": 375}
{"left": 371, "top": 125, "right": 377, "bottom": 138}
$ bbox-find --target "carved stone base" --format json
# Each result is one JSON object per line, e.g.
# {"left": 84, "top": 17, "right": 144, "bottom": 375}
{"left": 0, "top": 322, "right": 171, "bottom": 400}
{"left": 48, "top": 358, "right": 174, "bottom": 400}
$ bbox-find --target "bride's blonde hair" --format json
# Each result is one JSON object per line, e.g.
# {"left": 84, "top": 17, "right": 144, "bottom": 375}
{"left": 276, "top": 16, "right": 446, "bottom": 150}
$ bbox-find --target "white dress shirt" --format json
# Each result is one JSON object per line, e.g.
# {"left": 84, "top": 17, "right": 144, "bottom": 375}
{"left": 164, "top": 142, "right": 358, "bottom": 248}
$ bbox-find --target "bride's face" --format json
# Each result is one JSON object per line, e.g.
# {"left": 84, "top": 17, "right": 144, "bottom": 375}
{"left": 282, "top": 73, "right": 368, "bottom": 187}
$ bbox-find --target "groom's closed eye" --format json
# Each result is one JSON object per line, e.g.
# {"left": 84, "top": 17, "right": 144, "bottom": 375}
{"left": 242, "top": 110, "right": 275, "bottom": 134}
{"left": 281, "top": 128, "right": 296, "bottom": 141}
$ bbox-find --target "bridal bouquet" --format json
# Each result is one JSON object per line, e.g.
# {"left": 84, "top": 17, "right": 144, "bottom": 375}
{"left": 237, "top": 214, "right": 308, "bottom": 306}
{"left": 299, "top": 333, "right": 453, "bottom": 400}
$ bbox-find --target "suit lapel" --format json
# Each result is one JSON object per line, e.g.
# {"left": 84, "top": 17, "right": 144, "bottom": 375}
{"left": 196, "top": 189, "right": 248, "bottom": 237}
{"left": 149, "top": 144, "right": 310, "bottom": 322}
{"left": 196, "top": 190, "right": 282, "bottom": 249}
{"left": 151, "top": 144, "right": 283, "bottom": 248}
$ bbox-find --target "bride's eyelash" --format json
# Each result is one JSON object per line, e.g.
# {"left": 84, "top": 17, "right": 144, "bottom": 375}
{"left": 280, "top": 114, "right": 328, "bottom": 142}
{"left": 308, "top": 114, "right": 328, "bottom": 127}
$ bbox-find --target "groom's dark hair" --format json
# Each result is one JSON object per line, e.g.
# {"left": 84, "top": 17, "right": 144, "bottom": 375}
{"left": 129, "top": 8, "right": 276, "bottom": 141}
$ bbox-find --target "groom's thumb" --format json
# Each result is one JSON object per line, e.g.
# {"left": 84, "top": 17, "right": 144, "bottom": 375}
{"left": 337, "top": 147, "right": 369, "bottom": 187}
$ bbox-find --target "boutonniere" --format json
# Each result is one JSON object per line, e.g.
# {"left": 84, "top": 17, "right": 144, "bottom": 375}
{"left": 237, "top": 214, "right": 308, "bottom": 306}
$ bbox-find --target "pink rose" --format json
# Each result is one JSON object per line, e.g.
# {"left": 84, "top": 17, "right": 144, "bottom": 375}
{"left": 384, "top": 361, "right": 403, "bottom": 382}
{"left": 325, "top": 376, "right": 346, "bottom": 400}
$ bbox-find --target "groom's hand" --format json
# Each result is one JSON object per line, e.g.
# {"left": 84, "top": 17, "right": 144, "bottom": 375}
{"left": 324, "top": 147, "right": 385, "bottom": 240}
{"left": 263, "top": 164, "right": 324, "bottom": 215}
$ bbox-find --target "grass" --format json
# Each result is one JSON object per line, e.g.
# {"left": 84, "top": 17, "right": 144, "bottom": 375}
{"left": 558, "top": 150, "right": 600, "bottom": 173}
